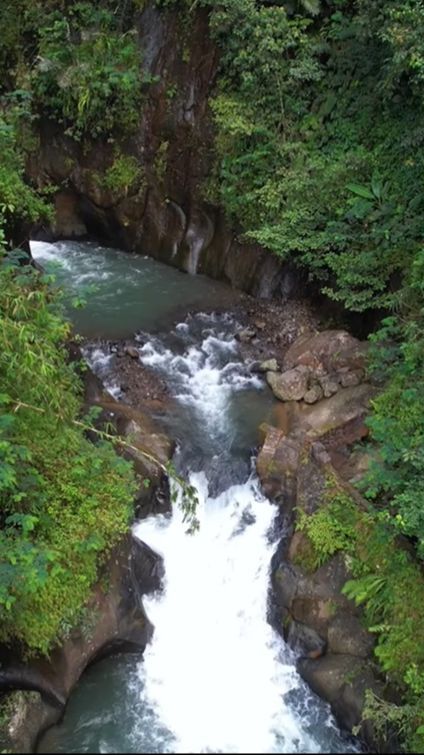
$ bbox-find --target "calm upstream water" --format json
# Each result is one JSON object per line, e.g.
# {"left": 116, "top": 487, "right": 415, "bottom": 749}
{"left": 30, "top": 240, "right": 238, "bottom": 338}
{"left": 32, "top": 241, "right": 356, "bottom": 754}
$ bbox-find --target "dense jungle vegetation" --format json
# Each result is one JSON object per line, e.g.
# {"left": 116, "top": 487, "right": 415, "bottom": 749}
{"left": 0, "top": 0, "right": 424, "bottom": 748}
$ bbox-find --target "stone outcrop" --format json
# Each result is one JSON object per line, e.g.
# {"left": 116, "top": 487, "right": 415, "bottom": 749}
{"left": 266, "top": 366, "right": 309, "bottom": 402}
{"left": 283, "top": 330, "right": 368, "bottom": 373}
{"left": 298, "top": 654, "right": 382, "bottom": 734}
{"left": 256, "top": 425, "right": 303, "bottom": 503}
{"left": 0, "top": 533, "right": 162, "bottom": 752}
{"left": 266, "top": 329, "right": 370, "bottom": 405}
{"left": 265, "top": 445, "right": 385, "bottom": 745}
{"left": 77, "top": 350, "right": 175, "bottom": 517}
{"left": 257, "top": 366, "right": 390, "bottom": 747}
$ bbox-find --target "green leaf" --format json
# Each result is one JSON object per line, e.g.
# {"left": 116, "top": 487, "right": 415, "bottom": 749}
{"left": 346, "top": 183, "right": 375, "bottom": 200}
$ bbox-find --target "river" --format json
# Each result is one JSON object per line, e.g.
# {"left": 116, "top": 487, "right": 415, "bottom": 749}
{"left": 31, "top": 240, "right": 356, "bottom": 754}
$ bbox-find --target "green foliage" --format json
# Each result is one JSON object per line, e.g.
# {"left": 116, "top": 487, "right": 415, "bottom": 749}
{"left": 31, "top": 3, "right": 148, "bottom": 139}
{"left": 0, "top": 100, "right": 51, "bottom": 246}
{"left": 296, "top": 489, "right": 358, "bottom": 569}
{"left": 297, "top": 486, "right": 424, "bottom": 750}
{"left": 360, "top": 689, "right": 424, "bottom": 753}
{"left": 200, "top": 0, "right": 424, "bottom": 312}
{"left": 0, "top": 1, "right": 154, "bottom": 141}
{"left": 363, "top": 250, "right": 424, "bottom": 558}
{"left": 204, "top": 19, "right": 424, "bottom": 743}
{"left": 0, "top": 258, "right": 137, "bottom": 654}
{"left": 102, "top": 154, "right": 144, "bottom": 196}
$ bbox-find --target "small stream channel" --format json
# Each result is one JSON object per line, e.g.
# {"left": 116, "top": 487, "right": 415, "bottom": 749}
{"left": 31, "top": 240, "right": 357, "bottom": 754}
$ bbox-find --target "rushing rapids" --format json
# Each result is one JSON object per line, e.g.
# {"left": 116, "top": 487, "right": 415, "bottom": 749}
{"left": 32, "top": 241, "right": 356, "bottom": 754}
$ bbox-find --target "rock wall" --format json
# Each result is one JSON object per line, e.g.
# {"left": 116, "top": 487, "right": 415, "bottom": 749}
{"left": 28, "top": 2, "right": 304, "bottom": 301}
{"left": 256, "top": 329, "right": 398, "bottom": 752}
{"left": 261, "top": 433, "right": 392, "bottom": 750}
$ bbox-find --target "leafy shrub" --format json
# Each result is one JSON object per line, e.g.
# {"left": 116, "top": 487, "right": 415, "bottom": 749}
{"left": 0, "top": 257, "right": 137, "bottom": 654}
{"left": 102, "top": 154, "right": 144, "bottom": 195}
{"left": 31, "top": 3, "right": 151, "bottom": 139}
{"left": 363, "top": 250, "right": 424, "bottom": 558}
{"left": 296, "top": 485, "right": 424, "bottom": 751}
{"left": 0, "top": 107, "right": 51, "bottom": 244}
{"left": 201, "top": 0, "right": 424, "bottom": 312}
{"left": 296, "top": 489, "right": 358, "bottom": 569}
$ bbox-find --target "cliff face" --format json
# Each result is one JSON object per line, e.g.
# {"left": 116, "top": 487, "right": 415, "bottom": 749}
{"left": 28, "top": 2, "right": 302, "bottom": 300}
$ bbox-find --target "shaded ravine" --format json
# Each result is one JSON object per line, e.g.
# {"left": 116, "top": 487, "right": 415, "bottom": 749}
{"left": 32, "top": 241, "right": 357, "bottom": 754}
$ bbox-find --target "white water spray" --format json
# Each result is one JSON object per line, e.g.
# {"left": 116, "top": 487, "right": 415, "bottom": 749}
{"left": 132, "top": 315, "right": 353, "bottom": 754}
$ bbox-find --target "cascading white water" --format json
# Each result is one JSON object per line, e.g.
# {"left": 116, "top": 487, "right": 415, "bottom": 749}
{"left": 135, "top": 478, "right": 316, "bottom": 754}
{"left": 130, "top": 314, "right": 355, "bottom": 754}
{"left": 30, "top": 241, "right": 356, "bottom": 754}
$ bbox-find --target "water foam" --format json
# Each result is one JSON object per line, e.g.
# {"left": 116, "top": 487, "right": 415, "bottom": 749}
{"left": 131, "top": 314, "right": 356, "bottom": 754}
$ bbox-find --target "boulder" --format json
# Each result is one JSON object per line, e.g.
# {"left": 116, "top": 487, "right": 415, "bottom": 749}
{"left": 284, "top": 330, "right": 368, "bottom": 374}
{"left": 291, "top": 596, "right": 336, "bottom": 635}
{"left": 125, "top": 346, "right": 140, "bottom": 359}
{"left": 304, "top": 384, "right": 323, "bottom": 404}
{"left": 259, "top": 358, "right": 278, "bottom": 373}
{"left": 298, "top": 383, "right": 375, "bottom": 442}
{"left": 272, "top": 561, "right": 301, "bottom": 611}
{"left": 290, "top": 554, "right": 355, "bottom": 636}
{"left": 131, "top": 538, "right": 165, "bottom": 596}
{"left": 236, "top": 328, "right": 256, "bottom": 343}
{"left": 256, "top": 426, "right": 303, "bottom": 502}
{"left": 340, "top": 370, "right": 363, "bottom": 388}
{"left": 266, "top": 366, "right": 309, "bottom": 402}
{"left": 298, "top": 654, "right": 382, "bottom": 734}
{"left": 327, "top": 614, "right": 375, "bottom": 658}
{"left": 294, "top": 451, "right": 329, "bottom": 516}
{"left": 122, "top": 418, "right": 174, "bottom": 481}
{"left": 287, "top": 620, "right": 326, "bottom": 658}
{"left": 318, "top": 375, "right": 339, "bottom": 398}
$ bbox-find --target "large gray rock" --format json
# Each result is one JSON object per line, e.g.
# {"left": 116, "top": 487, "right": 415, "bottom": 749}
{"left": 272, "top": 562, "right": 301, "bottom": 611}
{"left": 340, "top": 370, "right": 363, "bottom": 388}
{"left": 318, "top": 375, "right": 339, "bottom": 398}
{"left": 283, "top": 330, "right": 368, "bottom": 374}
{"left": 304, "top": 384, "right": 323, "bottom": 404}
{"left": 279, "top": 553, "right": 356, "bottom": 638}
{"left": 122, "top": 418, "right": 174, "bottom": 481}
{"left": 131, "top": 538, "right": 165, "bottom": 596}
{"left": 287, "top": 620, "right": 326, "bottom": 658}
{"left": 327, "top": 614, "right": 375, "bottom": 658}
{"left": 270, "top": 383, "right": 375, "bottom": 454}
{"left": 298, "top": 654, "right": 382, "bottom": 733}
{"left": 256, "top": 425, "right": 303, "bottom": 502}
{"left": 266, "top": 366, "right": 309, "bottom": 402}
{"left": 298, "top": 383, "right": 375, "bottom": 442}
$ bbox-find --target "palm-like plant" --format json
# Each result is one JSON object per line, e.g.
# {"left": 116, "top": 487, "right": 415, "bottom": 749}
{"left": 299, "top": 0, "right": 321, "bottom": 15}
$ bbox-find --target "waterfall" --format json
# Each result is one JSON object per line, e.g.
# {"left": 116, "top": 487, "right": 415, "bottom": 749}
{"left": 130, "top": 314, "right": 355, "bottom": 754}
{"left": 30, "top": 241, "right": 356, "bottom": 754}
